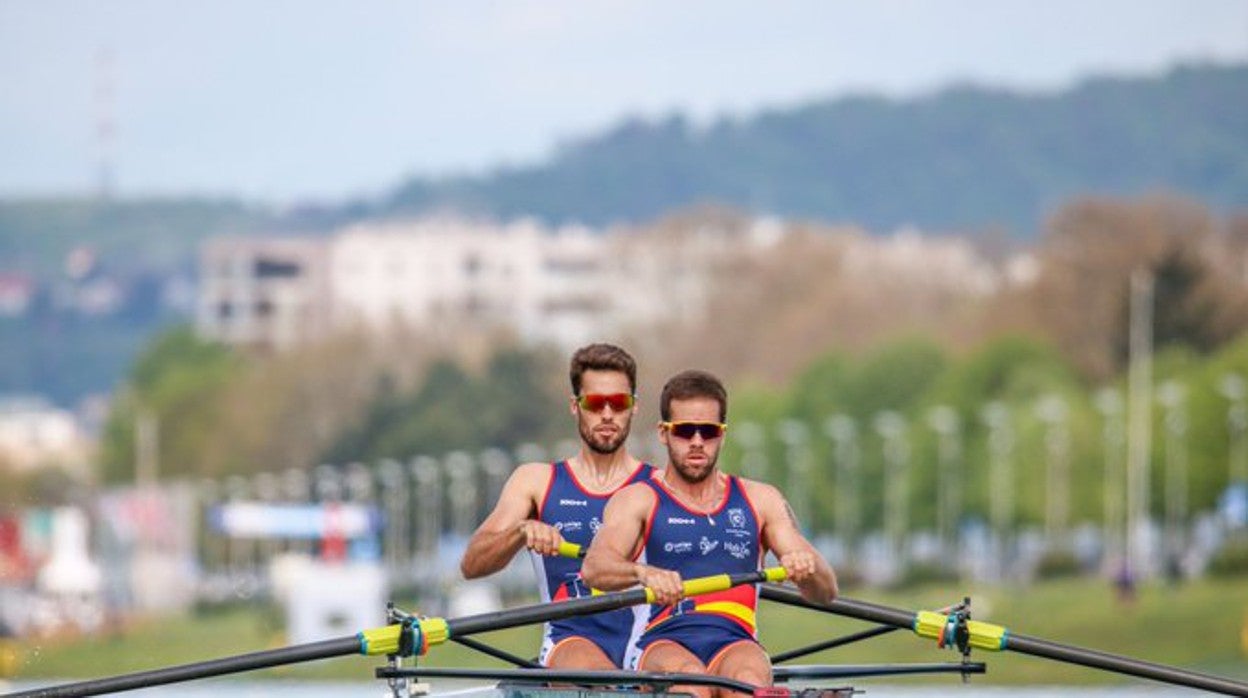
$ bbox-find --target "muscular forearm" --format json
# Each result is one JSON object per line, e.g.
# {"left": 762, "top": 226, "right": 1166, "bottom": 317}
{"left": 796, "top": 560, "right": 838, "bottom": 604}
{"left": 460, "top": 527, "right": 525, "bottom": 579}
{"left": 581, "top": 550, "right": 644, "bottom": 591}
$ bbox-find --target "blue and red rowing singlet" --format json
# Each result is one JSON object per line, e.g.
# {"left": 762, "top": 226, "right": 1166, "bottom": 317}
{"left": 530, "top": 460, "right": 654, "bottom": 667}
{"left": 630, "top": 474, "right": 764, "bottom": 668}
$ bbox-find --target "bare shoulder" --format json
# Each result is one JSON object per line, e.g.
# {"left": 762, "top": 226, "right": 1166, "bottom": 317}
{"left": 740, "top": 477, "right": 797, "bottom": 525}
{"left": 507, "top": 461, "right": 554, "bottom": 495}
{"left": 739, "top": 477, "right": 784, "bottom": 506}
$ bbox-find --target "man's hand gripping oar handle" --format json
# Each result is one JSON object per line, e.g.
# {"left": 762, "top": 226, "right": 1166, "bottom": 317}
{"left": 357, "top": 564, "right": 788, "bottom": 657}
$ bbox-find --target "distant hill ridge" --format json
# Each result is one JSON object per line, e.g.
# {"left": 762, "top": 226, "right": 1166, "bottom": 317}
{"left": 385, "top": 62, "right": 1248, "bottom": 236}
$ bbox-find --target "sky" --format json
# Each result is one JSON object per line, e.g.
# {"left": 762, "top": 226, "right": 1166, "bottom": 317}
{"left": 1, "top": 1, "right": 1246, "bottom": 205}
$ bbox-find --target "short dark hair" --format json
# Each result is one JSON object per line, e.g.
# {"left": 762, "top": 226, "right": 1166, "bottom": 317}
{"left": 570, "top": 343, "right": 637, "bottom": 395}
{"left": 660, "top": 369, "right": 727, "bottom": 422}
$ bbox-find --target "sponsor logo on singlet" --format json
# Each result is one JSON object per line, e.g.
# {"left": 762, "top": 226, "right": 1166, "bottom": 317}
{"left": 667, "top": 516, "right": 696, "bottom": 525}
{"left": 724, "top": 507, "right": 752, "bottom": 538}
{"left": 559, "top": 498, "right": 588, "bottom": 506}
{"left": 664, "top": 541, "right": 694, "bottom": 554}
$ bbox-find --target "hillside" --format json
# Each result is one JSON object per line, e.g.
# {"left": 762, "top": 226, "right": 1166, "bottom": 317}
{"left": 385, "top": 62, "right": 1248, "bottom": 235}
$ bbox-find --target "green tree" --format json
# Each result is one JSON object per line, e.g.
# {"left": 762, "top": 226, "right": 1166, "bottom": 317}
{"left": 99, "top": 326, "right": 239, "bottom": 483}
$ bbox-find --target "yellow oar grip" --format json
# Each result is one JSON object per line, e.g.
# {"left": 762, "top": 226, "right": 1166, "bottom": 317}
{"left": 914, "top": 610, "right": 1008, "bottom": 651}
{"left": 358, "top": 625, "right": 401, "bottom": 656}
{"left": 558, "top": 541, "right": 583, "bottom": 558}
{"left": 419, "top": 617, "right": 450, "bottom": 648}
{"left": 681, "top": 573, "right": 732, "bottom": 597}
{"left": 357, "top": 617, "right": 450, "bottom": 656}
{"left": 642, "top": 566, "right": 787, "bottom": 603}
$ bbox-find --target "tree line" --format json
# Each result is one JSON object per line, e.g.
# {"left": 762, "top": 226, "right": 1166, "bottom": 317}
{"left": 385, "top": 63, "right": 1248, "bottom": 235}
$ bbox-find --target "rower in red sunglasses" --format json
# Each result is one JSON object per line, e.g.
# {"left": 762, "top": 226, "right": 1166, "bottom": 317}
{"left": 460, "top": 343, "right": 656, "bottom": 671}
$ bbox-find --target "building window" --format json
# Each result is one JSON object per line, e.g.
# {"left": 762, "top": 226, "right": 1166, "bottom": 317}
{"left": 255, "top": 259, "right": 301, "bottom": 278}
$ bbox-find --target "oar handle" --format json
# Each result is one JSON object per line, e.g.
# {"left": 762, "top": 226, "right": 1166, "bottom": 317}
{"left": 662, "top": 566, "right": 787, "bottom": 602}
{"left": 557, "top": 541, "right": 586, "bottom": 558}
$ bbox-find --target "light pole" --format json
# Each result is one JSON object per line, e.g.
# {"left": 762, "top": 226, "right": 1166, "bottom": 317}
{"left": 926, "top": 406, "right": 962, "bottom": 563}
{"left": 224, "top": 474, "right": 251, "bottom": 575}
{"left": 444, "top": 451, "right": 478, "bottom": 538}
{"left": 824, "top": 414, "right": 859, "bottom": 564}
{"left": 873, "top": 411, "right": 909, "bottom": 566}
{"left": 980, "top": 401, "right": 1014, "bottom": 580}
{"left": 377, "top": 459, "right": 409, "bottom": 576}
{"left": 252, "top": 470, "right": 281, "bottom": 565}
{"left": 409, "top": 456, "right": 442, "bottom": 561}
{"left": 1094, "top": 388, "right": 1125, "bottom": 573}
{"left": 1219, "top": 374, "right": 1248, "bottom": 488}
{"left": 778, "top": 419, "right": 814, "bottom": 531}
{"left": 197, "top": 478, "right": 223, "bottom": 574}
{"left": 480, "top": 448, "right": 512, "bottom": 512}
{"left": 1125, "top": 268, "right": 1154, "bottom": 579}
{"left": 1157, "top": 380, "right": 1188, "bottom": 579}
{"left": 1035, "top": 394, "right": 1071, "bottom": 550}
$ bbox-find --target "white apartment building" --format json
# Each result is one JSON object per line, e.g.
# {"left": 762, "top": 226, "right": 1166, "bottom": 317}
{"left": 198, "top": 217, "right": 687, "bottom": 352}
{"left": 197, "top": 237, "right": 331, "bottom": 351}
{"left": 200, "top": 215, "right": 997, "bottom": 355}
{"left": 327, "top": 217, "right": 617, "bottom": 349}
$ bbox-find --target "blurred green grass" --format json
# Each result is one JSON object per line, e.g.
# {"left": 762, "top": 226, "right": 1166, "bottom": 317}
{"left": 11, "top": 577, "right": 1248, "bottom": 688}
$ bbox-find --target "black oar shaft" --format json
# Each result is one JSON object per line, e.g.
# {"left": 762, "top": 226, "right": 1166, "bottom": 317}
{"left": 760, "top": 584, "right": 915, "bottom": 627}
{"left": 4, "top": 636, "right": 361, "bottom": 698}
{"left": 448, "top": 586, "right": 649, "bottom": 636}
{"left": 1006, "top": 632, "right": 1248, "bottom": 697}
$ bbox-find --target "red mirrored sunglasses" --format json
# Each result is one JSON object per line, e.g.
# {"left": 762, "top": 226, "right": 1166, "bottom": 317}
{"left": 576, "top": 392, "right": 636, "bottom": 412}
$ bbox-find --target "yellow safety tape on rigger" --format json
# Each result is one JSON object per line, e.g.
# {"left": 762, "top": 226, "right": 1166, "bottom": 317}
{"left": 417, "top": 617, "right": 450, "bottom": 653}
{"left": 914, "top": 610, "right": 1007, "bottom": 652}
{"left": 358, "top": 624, "right": 403, "bottom": 656}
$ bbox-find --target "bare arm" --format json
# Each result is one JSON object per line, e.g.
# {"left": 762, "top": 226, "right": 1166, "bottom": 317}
{"left": 747, "top": 480, "right": 838, "bottom": 604}
{"left": 581, "top": 484, "right": 683, "bottom": 605}
{"left": 459, "top": 462, "right": 559, "bottom": 579}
